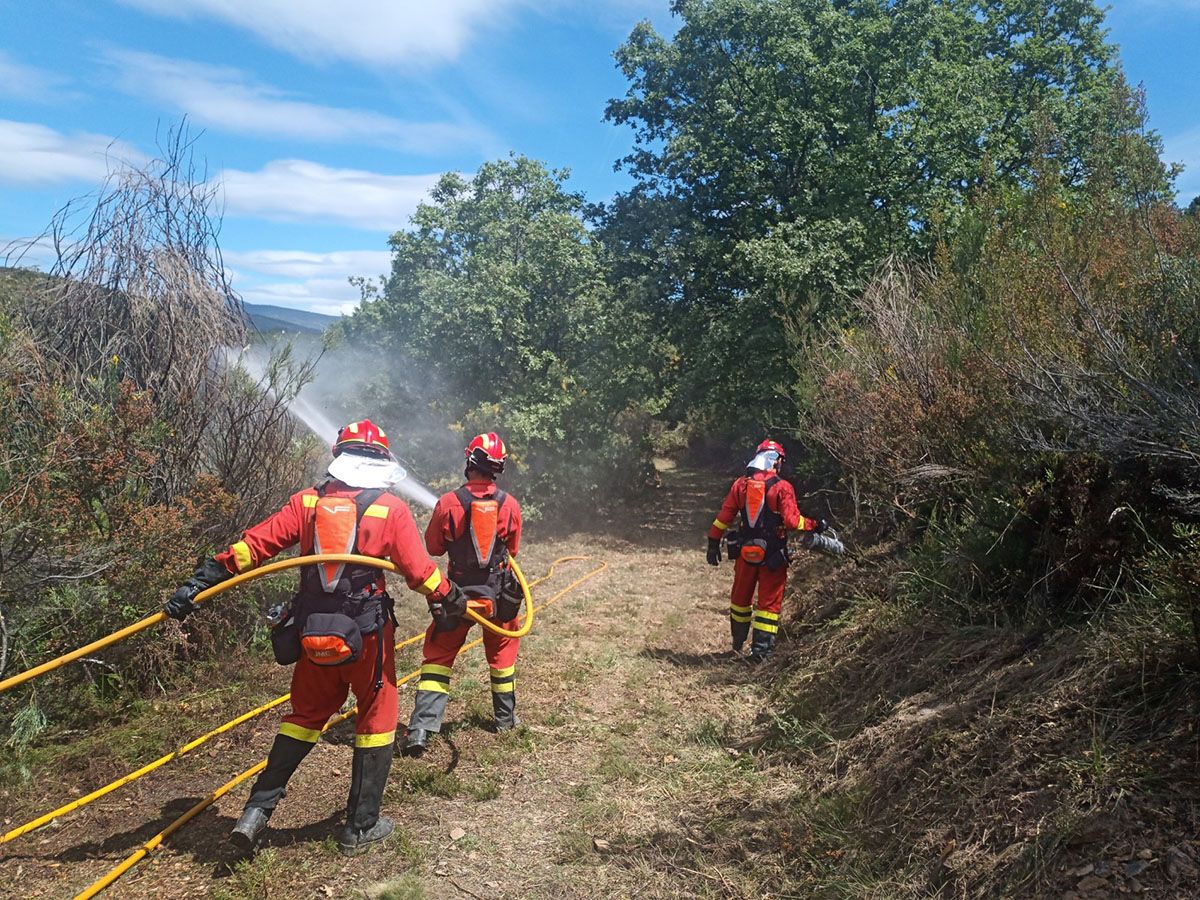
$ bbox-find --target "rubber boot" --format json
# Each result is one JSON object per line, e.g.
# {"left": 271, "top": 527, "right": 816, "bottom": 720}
{"left": 730, "top": 618, "right": 750, "bottom": 653}
{"left": 404, "top": 689, "right": 449, "bottom": 756}
{"left": 402, "top": 727, "right": 429, "bottom": 757}
{"left": 230, "top": 733, "right": 313, "bottom": 851}
{"left": 492, "top": 690, "right": 520, "bottom": 732}
{"left": 338, "top": 745, "right": 394, "bottom": 857}
{"left": 749, "top": 630, "right": 775, "bottom": 663}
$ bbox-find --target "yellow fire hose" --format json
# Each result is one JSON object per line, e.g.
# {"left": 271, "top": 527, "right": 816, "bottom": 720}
{"left": 0, "top": 553, "right": 532, "bottom": 696}
{"left": 73, "top": 558, "right": 607, "bottom": 899}
{"left": 3, "top": 556, "right": 576, "bottom": 845}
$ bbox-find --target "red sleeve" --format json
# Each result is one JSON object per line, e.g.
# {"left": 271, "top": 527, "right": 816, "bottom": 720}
{"left": 425, "top": 494, "right": 454, "bottom": 558}
{"left": 504, "top": 496, "right": 523, "bottom": 556}
{"left": 774, "top": 480, "right": 818, "bottom": 532}
{"left": 707, "top": 478, "right": 743, "bottom": 540}
{"left": 214, "top": 491, "right": 305, "bottom": 574}
{"left": 382, "top": 500, "right": 446, "bottom": 598}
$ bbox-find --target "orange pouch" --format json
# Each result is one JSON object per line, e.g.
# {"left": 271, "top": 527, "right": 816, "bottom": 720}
{"left": 739, "top": 541, "right": 767, "bottom": 565}
{"left": 300, "top": 612, "right": 361, "bottom": 666}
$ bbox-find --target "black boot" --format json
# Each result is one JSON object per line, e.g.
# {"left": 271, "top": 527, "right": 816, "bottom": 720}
{"left": 338, "top": 745, "right": 394, "bottom": 857}
{"left": 730, "top": 617, "right": 750, "bottom": 653}
{"left": 492, "top": 689, "right": 520, "bottom": 732}
{"left": 404, "top": 687, "right": 449, "bottom": 756}
{"left": 230, "top": 733, "right": 314, "bottom": 851}
{"left": 749, "top": 629, "right": 776, "bottom": 663}
{"left": 402, "top": 727, "right": 429, "bottom": 757}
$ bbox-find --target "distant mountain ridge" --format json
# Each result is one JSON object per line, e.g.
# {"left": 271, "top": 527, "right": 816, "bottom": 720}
{"left": 243, "top": 302, "right": 337, "bottom": 334}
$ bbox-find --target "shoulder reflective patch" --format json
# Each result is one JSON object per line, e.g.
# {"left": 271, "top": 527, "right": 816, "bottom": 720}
{"left": 302, "top": 494, "right": 319, "bottom": 508}
{"left": 363, "top": 504, "right": 389, "bottom": 519}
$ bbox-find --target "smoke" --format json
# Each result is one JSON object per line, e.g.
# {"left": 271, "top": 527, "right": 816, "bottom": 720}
{"left": 227, "top": 341, "right": 441, "bottom": 509}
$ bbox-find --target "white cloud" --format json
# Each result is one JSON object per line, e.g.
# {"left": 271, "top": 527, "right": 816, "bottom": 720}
{"left": 117, "top": 0, "right": 517, "bottom": 68}
{"left": 238, "top": 277, "right": 364, "bottom": 316}
{"left": 216, "top": 159, "right": 441, "bottom": 230}
{"left": 0, "top": 119, "right": 144, "bottom": 185}
{"left": 223, "top": 249, "right": 392, "bottom": 280}
{"left": 103, "top": 50, "right": 492, "bottom": 153}
{"left": 0, "top": 52, "right": 69, "bottom": 102}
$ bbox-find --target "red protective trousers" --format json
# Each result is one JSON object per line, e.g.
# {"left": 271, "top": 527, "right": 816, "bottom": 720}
{"left": 281, "top": 620, "right": 397, "bottom": 746}
{"left": 729, "top": 556, "right": 786, "bottom": 638}
{"left": 419, "top": 614, "right": 520, "bottom": 680}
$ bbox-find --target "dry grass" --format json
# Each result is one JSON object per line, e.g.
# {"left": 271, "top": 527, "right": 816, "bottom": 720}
{"left": 7, "top": 467, "right": 1200, "bottom": 899}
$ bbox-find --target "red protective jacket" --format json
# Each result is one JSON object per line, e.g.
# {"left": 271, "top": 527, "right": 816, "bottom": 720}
{"left": 425, "top": 476, "right": 522, "bottom": 559}
{"left": 707, "top": 471, "right": 820, "bottom": 541}
{"left": 215, "top": 481, "right": 449, "bottom": 599}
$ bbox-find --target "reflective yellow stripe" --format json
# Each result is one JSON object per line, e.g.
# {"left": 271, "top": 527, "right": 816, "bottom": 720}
{"left": 489, "top": 665, "right": 516, "bottom": 678}
{"left": 752, "top": 619, "right": 779, "bottom": 634}
{"left": 420, "top": 568, "right": 444, "bottom": 595}
{"left": 302, "top": 494, "right": 318, "bottom": 508}
{"left": 421, "top": 664, "right": 453, "bottom": 677}
{"left": 231, "top": 541, "right": 253, "bottom": 573}
{"left": 756, "top": 610, "right": 780, "bottom": 621}
{"left": 279, "top": 722, "right": 321, "bottom": 743}
{"left": 490, "top": 680, "right": 515, "bottom": 693}
{"left": 730, "top": 602, "right": 752, "bottom": 614}
{"left": 712, "top": 519, "right": 728, "bottom": 531}
{"left": 355, "top": 730, "right": 396, "bottom": 748}
{"left": 730, "top": 612, "right": 752, "bottom": 623}
{"left": 417, "top": 679, "right": 450, "bottom": 694}
{"left": 363, "top": 504, "right": 389, "bottom": 519}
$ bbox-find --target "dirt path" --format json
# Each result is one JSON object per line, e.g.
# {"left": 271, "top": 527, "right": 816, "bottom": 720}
{"left": 3, "top": 467, "right": 807, "bottom": 899}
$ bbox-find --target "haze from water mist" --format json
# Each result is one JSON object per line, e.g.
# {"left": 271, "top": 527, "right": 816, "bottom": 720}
{"left": 228, "top": 345, "right": 440, "bottom": 510}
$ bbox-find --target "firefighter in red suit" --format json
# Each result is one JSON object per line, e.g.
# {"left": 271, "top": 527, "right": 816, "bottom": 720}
{"left": 402, "top": 432, "right": 524, "bottom": 757}
{"left": 164, "top": 419, "right": 467, "bottom": 856}
{"left": 706, "top": 440, "right": 825, "bottom": 662}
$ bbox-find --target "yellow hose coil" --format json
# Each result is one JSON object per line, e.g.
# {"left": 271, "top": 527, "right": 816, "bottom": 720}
{"left": 0, "top": 553, "right": 532, "bottom": 696}
{"left": 74, "top": 558, "right": 607, "bottom": 899}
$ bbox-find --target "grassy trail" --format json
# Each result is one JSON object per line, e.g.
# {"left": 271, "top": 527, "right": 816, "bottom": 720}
{"left": 4, "top": 467, "right": 812, "bottom": 899}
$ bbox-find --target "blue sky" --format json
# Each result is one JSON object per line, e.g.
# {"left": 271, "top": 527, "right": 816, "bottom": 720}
{"left": 2, "top": 0, "right": 1198, "bottom": 316}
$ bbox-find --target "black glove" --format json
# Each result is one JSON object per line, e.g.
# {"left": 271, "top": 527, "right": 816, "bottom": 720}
{"left": 706, "top": 538, "right": 722, "bottom": 567}
{"left": 430, "top": 582, "right": 468, "bottom": 632}
{"left": 814, "top": 518, "right": 829, "bottom": 534}
{"left": 165, "top": 557, "right": 232, "bottom": 620}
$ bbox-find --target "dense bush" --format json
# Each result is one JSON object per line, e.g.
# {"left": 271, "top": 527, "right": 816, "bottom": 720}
{"left": 0, "top": 136, "right": 318, "bottom": 743}
{"left": 804, "top": 108, "right": 1198, "bottom": 644}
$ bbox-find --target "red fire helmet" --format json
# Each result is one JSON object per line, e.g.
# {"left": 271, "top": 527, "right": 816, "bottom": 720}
{"left": 465, "top": 432, "right": 507, "bottom": 475}
{"left": 332, "top": 419, "right": 391, "bottom": 458}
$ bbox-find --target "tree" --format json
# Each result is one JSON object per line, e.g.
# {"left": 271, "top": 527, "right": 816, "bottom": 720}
{"left": 602, "top": 0, "right": 1146, "bottom": 439}
{"left": 342, "top": 156, "right": 667, "bottom": 515}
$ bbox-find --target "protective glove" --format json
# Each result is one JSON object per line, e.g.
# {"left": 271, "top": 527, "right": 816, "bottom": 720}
{"left": 706, "top": 538, "right": 722, "bottom": 567}
{"left": 165, "top": 557, "right": 233, "bottom": 620}
{"left": 430, "top": 582, "right": 468, "bottom": 632}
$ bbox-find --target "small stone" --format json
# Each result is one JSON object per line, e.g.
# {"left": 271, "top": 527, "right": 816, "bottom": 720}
{"left": 450, "top": 827, "right": 466, "bottom": 841}
{"left": 1124, "top": 860, "right": 1149, "bottom": 878}
{"left": 1077, "top": 875, "right": 1109, "bottom": 891}
{"left": 1136, "top": 849, "right": 1153, "bottom": 860}
{"left": 1094, "top": 861, "right": 1111, "bottom": 877}
{"left": 1069, "top": 863, "right": 1095, "bottom": 878}
{"left": 593, "top": 838, "right": 611, "bottom": 851}
{"left": 485, "top": 882, "right": 500, "bottom": 889}
{"left": 1127, "top": 878, "right": 1145, "bottom": 893}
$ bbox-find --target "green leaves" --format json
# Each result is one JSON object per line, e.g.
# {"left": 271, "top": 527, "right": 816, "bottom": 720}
{"left": 344, "top": 156, "right": 667, "bottom": 515}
